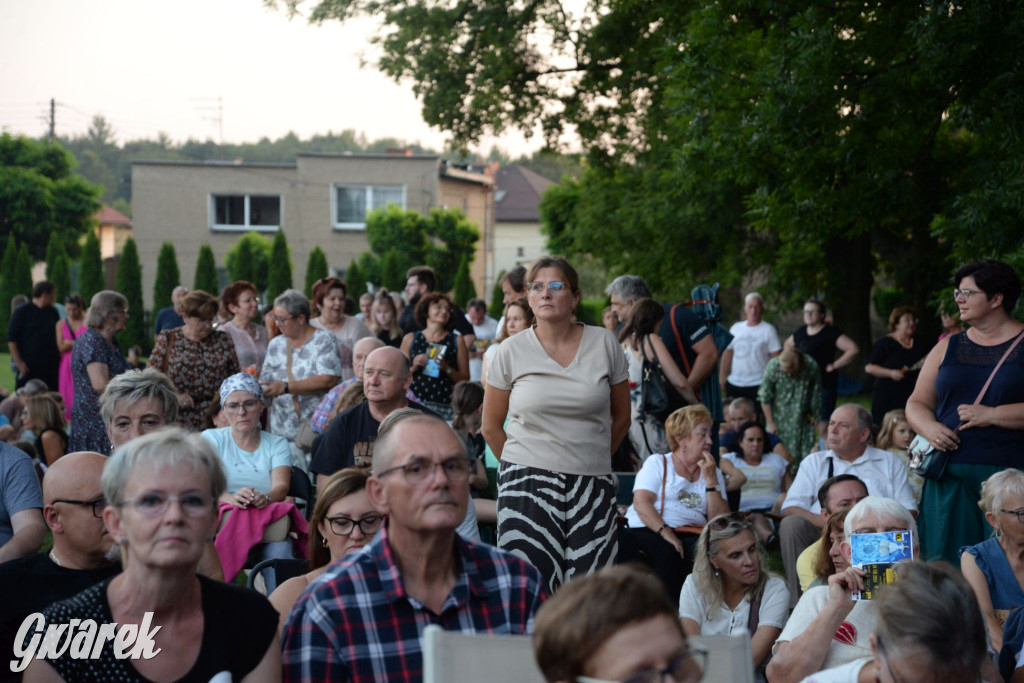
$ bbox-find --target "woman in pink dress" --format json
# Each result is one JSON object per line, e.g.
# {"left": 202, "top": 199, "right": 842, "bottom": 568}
{"left": 56, "top": 294, "right": 86, "bottom": 419}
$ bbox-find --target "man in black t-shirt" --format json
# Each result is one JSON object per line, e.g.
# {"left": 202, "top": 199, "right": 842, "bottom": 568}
{"left": 6, "top": 281, "right": 60, "bottom": 391}
{"left": 0, "top": 452, "right": 121, "bottom": 682}
{"left": 310, "top": 347, "right": 436, "bottom": 489}
{"left": 399, "top": 265, "right": 475, "bottom": 339}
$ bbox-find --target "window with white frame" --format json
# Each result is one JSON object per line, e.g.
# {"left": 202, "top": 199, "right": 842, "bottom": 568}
{"left": 333, "top": 184, "right": 406, "bottom": 229}
{"left": 210, "top": 194, "right": 281, "bottom": 232}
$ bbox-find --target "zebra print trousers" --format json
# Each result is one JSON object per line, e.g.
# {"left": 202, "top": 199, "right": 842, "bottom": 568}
{"left": 496, "top": 461, "right": 618, "bottom": 593}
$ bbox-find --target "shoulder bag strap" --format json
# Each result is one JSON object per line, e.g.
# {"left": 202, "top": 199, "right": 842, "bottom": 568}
{"left": 747, "top": 583, "right": 765, "bottom": 633}
{"left": 827, "top": 456, "right": 834, "bottom": 480}
{"left": 287, "top": 342, "right": 302, "bottom": 420}
{"left": 972, "top": 330, "right": 1024, "bottom": 405}
{"left": 160, "top": 329, "right": 176, "bottom": 375}
{"left": 660, "top": 454, "right": 669, "bottom": 519}
{"left": 669, "top": 305, "right": 701, "bottom": 401}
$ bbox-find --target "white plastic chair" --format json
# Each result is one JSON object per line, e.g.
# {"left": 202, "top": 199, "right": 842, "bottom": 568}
{"left": 422, "top": 624, "right": 545, "bottom": 683}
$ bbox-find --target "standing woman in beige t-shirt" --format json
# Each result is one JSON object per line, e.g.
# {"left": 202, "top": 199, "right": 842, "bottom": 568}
{"left": 482, "top": 256, "right": 631, "bottom": 592}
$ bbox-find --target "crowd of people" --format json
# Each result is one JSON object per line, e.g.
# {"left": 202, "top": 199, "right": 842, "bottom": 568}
{"left": 0, "top": 256, "right": 1021, "bottom": 682}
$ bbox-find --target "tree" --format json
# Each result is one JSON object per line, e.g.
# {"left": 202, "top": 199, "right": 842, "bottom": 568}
{"left": 452, "top": 255, "right": 476, "bottom": 308}
{"left": 424, "top": 208, "right": 479, "bottom": 293}
{"left": 153, "top": 242, "right": 180, "bottom": 313}
{"left": 116, "top": 238, "right": 146, "bottom": 352}
{"left": 0, "top": 133, "right": 102, "bottom": 260}
{"left": 14, "top": 243, "right": 33, "bottom": 298}
{"left": 0, "top": 235, "right": 18, "bottom": 352}
{"left": 489, "top": 269, "right": 506, "bottom": 319}
{"left": 266, "top": 231, "right": 292, "bottom": 301}
{"left": 193, "top": 244, "right": 219, "bottom": 294}
{"left": 45, "top": 235, "right": 71, "bottom": 301}
{"left": 345, "top": 258, "right": 365, "bottom": 299}
{"left": 305, "top": 246, "right": 329, "bottom": 298}
{"left": 78, "top": 230, "right": 104, "bottom": 302}
{"left": 225, "top": 232, "right": 273, "bottom": 292}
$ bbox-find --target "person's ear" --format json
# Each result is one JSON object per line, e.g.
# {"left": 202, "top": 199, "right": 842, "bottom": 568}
{"left": 103, "top": 504, "right": 126, "bottom": 546}
{"left": 367, "top": 476, "right": 390, "bottom": 515}
{"left": 841, "top": 539, "right": 853, "bottom": 563}
{"left": 985, "top": 510, "right": 998, "bottom": 530}
{"left": 43, "top": 504, "right": 62, "bottom": 534}
{"left": 991, "top": 293, "right": 1003, "bottom": 310}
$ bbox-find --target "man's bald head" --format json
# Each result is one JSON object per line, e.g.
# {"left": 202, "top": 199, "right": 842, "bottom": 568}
{"left": 43, "top": 452, "right": 108, "bottom": 504}
{"left": 353, "top": 337, "right": 386, "bottom": 380}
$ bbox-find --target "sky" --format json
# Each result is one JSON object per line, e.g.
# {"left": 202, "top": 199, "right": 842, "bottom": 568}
{"left": 0, "top": 0, "right": 542, "bottom": 157}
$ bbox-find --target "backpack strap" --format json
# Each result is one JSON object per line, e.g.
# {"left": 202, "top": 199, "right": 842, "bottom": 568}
{"left": 669, "top": 305, "right": 700, "bottom": 401}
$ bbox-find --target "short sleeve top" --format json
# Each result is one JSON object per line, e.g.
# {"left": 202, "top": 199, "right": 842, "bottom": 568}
{"left": 678, "top": 574, "right": 789, "bottom": 633}
{"left": 624, "top": 453, "right": 727, "bottom": 528}
{"left": 201, "top": 427, "right": 291, "bottom": 492}
{"left": 487, "top": 325, "right": 629, "bottom": 476}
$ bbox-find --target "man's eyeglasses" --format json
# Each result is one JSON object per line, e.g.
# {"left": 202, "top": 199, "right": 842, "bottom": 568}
{"left": 119, "top": 492, "right": 214, "bottom": 517}
{"left": 328, "top": 514, "right": 384, "bottom": 536}
{"left": 953, "top": 288, "right": 984, "bottom": 301}
{"left": 375, "top": 457, "right": 475, "bottom": 485}
{"left": 224, "top": 399, "right": 261, "bottom": 413}
{"left": 576, "top": 648, "right": 706, "bottom": 683}
{"left": 52, "top": 497, "right": 108, "bottom": 518}
{"left": 526, "top": 281, "right": 568, "bottom": 295}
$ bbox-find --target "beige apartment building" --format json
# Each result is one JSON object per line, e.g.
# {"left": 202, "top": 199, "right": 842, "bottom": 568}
{"left": 131, "top": 153, "right": 494, "bottom": 310}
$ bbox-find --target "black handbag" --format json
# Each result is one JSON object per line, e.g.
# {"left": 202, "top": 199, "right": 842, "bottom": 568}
{"left": 639, "top": 336, "right": 686, "bottom": 424}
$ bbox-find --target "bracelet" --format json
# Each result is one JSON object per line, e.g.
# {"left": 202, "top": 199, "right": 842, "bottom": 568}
{"left": 705, "top": 485, "right": 719, "bottom": 493}
{"left": 283, "top": 381, "right": 289, "bottom": 394}
{"left": 656, "top": 523, "right": 669, "bottom": 534}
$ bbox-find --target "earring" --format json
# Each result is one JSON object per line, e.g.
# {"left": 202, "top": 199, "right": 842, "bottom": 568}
{"left": 322, "top": 538, "right": 329, "bottom": 548}
{"left": 713, "top": 567, "right": 719, "bottom": 576}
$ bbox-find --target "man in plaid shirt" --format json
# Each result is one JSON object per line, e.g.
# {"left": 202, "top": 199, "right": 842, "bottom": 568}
{"left": 282, "top": 408, "right": 547, "bottom": 682}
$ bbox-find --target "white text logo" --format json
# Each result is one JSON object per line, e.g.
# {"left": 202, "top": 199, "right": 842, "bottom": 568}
{"left": 10, "top": 612, "right": 162, "bottom": 673}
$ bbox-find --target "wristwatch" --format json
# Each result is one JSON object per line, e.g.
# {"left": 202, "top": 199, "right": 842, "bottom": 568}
{"left": 656, "top": 523, "right": 669, "bottom": 534}
{"left": 283, "top": 381, "right": 290, "bottom": 394}
{"left": 705, "top": 485, "right": 719, "bottom": 493}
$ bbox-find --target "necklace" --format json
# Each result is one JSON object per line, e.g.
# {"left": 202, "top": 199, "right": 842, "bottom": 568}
{"left": 50, "top": 550, "right": 62, "bottom": 567}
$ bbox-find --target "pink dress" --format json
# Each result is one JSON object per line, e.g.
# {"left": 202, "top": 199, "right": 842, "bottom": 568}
{"left": 58, "top": 319, "right": 82, "bottom": 419}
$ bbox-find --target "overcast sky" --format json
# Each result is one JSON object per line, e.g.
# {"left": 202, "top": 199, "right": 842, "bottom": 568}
{"left": 0, "top": 0, "right": 540, "bottom": 156}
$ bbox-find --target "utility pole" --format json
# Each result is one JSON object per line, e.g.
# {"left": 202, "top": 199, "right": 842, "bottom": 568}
{"left": 190, "top": 96, "right": 223, "bottom": 145}
{"left": 48, "top": 98, "right": 55, "bottom": 144}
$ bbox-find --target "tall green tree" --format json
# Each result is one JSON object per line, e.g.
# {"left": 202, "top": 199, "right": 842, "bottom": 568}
{"left": 0, "top": 235, "right": 18, "bottom": 352}
{"left": 0, "top": 133, "right": 102, "bottom": 260}
{"left": 266, "top": 231, "right": 292, "bottom": 301}
{"left": 78, "top": 231, "right": 104, "bottom": 302}
{"left": 304, "top": 247, "right": 329, "bottom": 298}
{"left": 153, "top": 242, "right": 181, "bottom": 312}
{"left": 116, "top": 238, "right": 146, "bottom": 352}
{"left": 379, "top": 251, "right": 403, "bottom": 292}
{"left": 345, "top": 259, "right": 365, "bottom": 299}
{"left": 489, "top": 269, "right": 506, "bottom": 319}
{"left": 424, "top": 208, "right": 479, "bottom": 293}
{"left": 45, "top": 235, "right": 71, "bottom": 301}
{"left": 193, "top": 244, "right": 219, "bottom": 294}
{"left": 225, "top": 232, "right": 273, "bottom": 292}
{"left": 14, "top": 243, "right": 33, "bottom": 298}
{"left": 452, "top": 255, "right": 476, "bottom": 308}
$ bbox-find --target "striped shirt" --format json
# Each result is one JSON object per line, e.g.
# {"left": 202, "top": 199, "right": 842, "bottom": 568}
{"left": 281, "top": 523, "right": 547, "bottom": 682}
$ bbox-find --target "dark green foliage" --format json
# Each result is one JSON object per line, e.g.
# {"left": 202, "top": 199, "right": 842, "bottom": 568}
{"left": 452, "top": 255, "right": 476, "bottom": 309}
{"left": 357, "top": 252, "right": 381, "bottom": 292}
{"left": 153, "top": 242, "right": 180, "bottom": 312}
{"left": 345, "top": 259, "right": 365, "bottom": 299}
{"left": 424, "top": 208, "right": 479, "bottom": 293}
{"left": 14, "top": 243, "right": 33, "bottom": 298}
{"left": 0, "top": 133, "right": 102, "bottom": 261}
{"left": 576, "top": 298, "right": 605, "bottom": 327}
{"left": 379, "top": 251, "right": 403, "bottom": 292}
{"left": 116, "top": 238, "right": 146, "bottom": 352}
{"left": 0, "top": 235, "right": 19, "bottom": 351}
{"left": 225, "top": 232, "right": 273, "bottom": 293}
{"left": 266, "top": 231, "right": 292, "bottom": 301}
{"left": 78, "top": 231, "right": 104, "bottom": 302}
{"left": 305, "top": 247, "right": 329, "bottom": 298}
{"left": 45, "top": 235, "right": 70, "bottom": 302}
{"left": 489, "top": 269, "right": 506, "bottom": 319}
{"left": 193, "top": 245, "right": 219, "bottom": 294}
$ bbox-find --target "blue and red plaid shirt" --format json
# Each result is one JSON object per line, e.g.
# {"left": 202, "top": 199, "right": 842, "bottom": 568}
{"left": 281, "top": 523, "right": 548, "bottom": 682}
{"left": 311, "top": 378, "right": 420, "bottom": 433}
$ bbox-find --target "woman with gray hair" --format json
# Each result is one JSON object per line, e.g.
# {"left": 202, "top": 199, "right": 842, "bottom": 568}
{"left": 961, "top": 468, "right": 1024, "bottom": 651}
{"left": 259, "top": 289, "right": 343, "bottom": 467}
{"left": 68, "top": 291, "right": 131, "bottom": 453}
{"left": 21, "top": 428, "right": 281, "bottom": 681}
{"left": 100, "top": 368, "right": 180, "bottom": 448}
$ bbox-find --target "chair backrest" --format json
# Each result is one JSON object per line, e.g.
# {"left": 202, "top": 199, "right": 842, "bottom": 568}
{"left": 688, "top": 631, "right": 755, "bottom": 683}
{"left": 246, "top": 557, "right": 309, "bottom": 595}
{"left": 289, "top": 465, "right": 315, "bottom": 519}
{"left": 422, "top": 624, "right": 545, "bottom": 683}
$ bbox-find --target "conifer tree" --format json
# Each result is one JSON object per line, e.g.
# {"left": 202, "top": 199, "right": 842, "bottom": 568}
{"left": 0, "top": 235, "right": 19, "bottom": 352}
{"left": 266, "top": 231, "right": 292, "bottom": 301}
{"left": 304, "top": 247, "right": 328, "bottom": 298}
{"left": 79, "top": 231, "right": 104, "bottom": 302}
{"left": 452, "top": 255, "right": 476, "bottom": 308}
{"left": 116, "top": 238, "right": 146, "bottom": 352}
{"left": 345, "top": 259, "right": 365, "bottom": 298}
{"left": 153, "top": 242, "right": 181, "bottom": 313}
{"left": 194, "top": 244, "right": 219, "bottom": 294}
{"left": 14, "top": 243, "right": 34, "bottom": 298}
{"left": 489, "top": 269, "right": 506, "bottom": 318}
{"left": 45, "top": 235, "right": 71, "bottom": 301}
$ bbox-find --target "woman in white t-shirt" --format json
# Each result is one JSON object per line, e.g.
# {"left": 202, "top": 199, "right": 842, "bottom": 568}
{"left": 617, "top": 404, "right": 731, "bottom": 606}
{"left": 722, "top": 421, "right": 792, "bottom": 545}
{"left": 482, "top": 256, "right": 631, "bottom": 593}
{"left": 679, "top": 512, "right": 789, "bottom": 680}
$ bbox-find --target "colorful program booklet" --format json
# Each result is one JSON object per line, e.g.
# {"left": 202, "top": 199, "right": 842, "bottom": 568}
{"left": 849, "top": 530, "right": 914, "bottom": 601}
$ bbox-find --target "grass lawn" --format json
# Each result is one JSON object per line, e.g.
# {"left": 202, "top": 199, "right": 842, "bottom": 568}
{"left": 0, "top": 353, "right": 14, "bottom": 395}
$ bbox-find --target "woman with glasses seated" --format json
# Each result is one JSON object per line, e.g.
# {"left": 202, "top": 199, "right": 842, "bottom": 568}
{"left": 534, "top": 565, "right": 705, "bottom": 683}
{"left": 269, "top": 468, "right": 382, "bottom": 634}
{"left": 21, "top": 428, "right": 280, "bottom": 682}
{"left": 679, "top": 512, "right": 789, "bottom": 681}
{"left": 203, "top": 373, "right": 304, "bottom": 586}
{"left": 401, "top": 291, "right": 470, "bottom": 420}
{"left": 483, "top": 256, "right": 630, "bottom": 594}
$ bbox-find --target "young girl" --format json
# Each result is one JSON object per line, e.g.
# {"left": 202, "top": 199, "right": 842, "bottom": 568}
{"left": 369, "top": 289, "right": 403, "bottom": 348}
{"left": 450, "top": 380, "right": 496, "bottom": 525}
{"left": 877, "top": 408, "right": 922, "bottom": 504}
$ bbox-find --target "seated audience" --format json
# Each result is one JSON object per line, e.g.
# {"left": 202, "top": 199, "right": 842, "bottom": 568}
{"left": 680, "top": 512, "right": 789, "bottom": 679}
{"left": 21, "top": 429, "right": 280, "bottom": 681}
{"left": 269, "top": 469, "right": 382, "bottom": 633}
{"left": 534, "top": 565, "right": 705, "bottom": 683}
{"left": 720, "top": 396, "right": 793, "bottom": 463}
{"left": 722, "top": 420, "right": 791, "bottom": 544}
{"left": 282, "top": 409, "right": 546, "bottom": 682}
{"left": 21, "top": 394, "right": 67, "bottom": 467}
{"left": 768, "top": 496, "right": 918, "bottom": 683}
{"left": 0, "top": 440, "right": 45, "bottom": 564}
{"left": 449, "top": 380, "right": 497, "bottom": 525}
{"left": 617, "top": 405, "right": 733, "bottom": 606}
{"left": 0, "top": 452, "right": 121, "bottom": 681}
{"left": 780, "top": 404, "right": 915, "bottom": 607}
{"left": 806, "top": 509, "right": 850, "bottom": 592}
{"left": 794, "top": 475, "right": 869, "bottom": 593}
{"left": 308, "top": 336, "right": 386, "bottom": 435}
{"left": 799, "top": 562, "right": 991, "bottom": 683}
{"left": 961, "top": 468, "right": 1024, "bottom": 651}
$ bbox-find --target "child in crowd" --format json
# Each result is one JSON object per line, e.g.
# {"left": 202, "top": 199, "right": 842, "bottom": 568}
{"left": 877, "top": 408, "right": 921, "bottom": 504}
